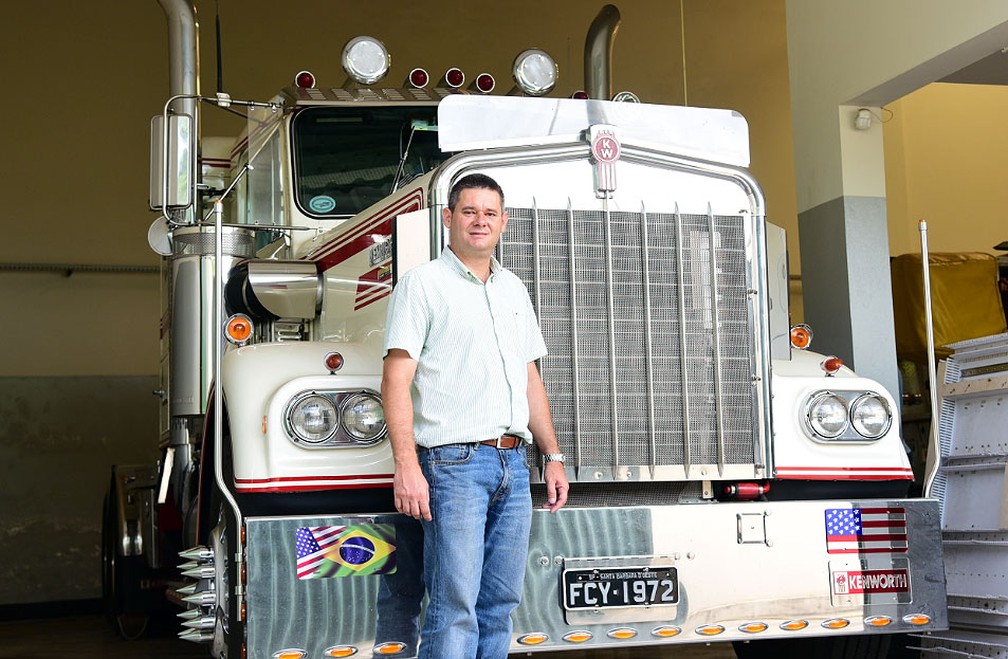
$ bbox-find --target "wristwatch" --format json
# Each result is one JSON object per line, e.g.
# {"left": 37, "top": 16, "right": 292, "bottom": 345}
{"left": 544, "top": 453, "right": 566, "bottom": 464}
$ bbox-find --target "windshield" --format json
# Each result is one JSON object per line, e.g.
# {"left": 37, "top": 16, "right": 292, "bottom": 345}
{"left": 292, "top": 106, "right": 443, "bottom": 218}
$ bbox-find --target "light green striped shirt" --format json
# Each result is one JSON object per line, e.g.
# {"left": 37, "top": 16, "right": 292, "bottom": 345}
{"left": 383, "top": 247, "right": 547, "bottom": 448}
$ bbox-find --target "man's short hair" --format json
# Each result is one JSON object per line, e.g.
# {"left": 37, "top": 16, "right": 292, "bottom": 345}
{"left": 447, "top": 173, "right": 505, "bottom": 211}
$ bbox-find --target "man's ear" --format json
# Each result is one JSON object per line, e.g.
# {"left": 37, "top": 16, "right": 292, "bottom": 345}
{"left": 442, "top": 206, "right": 452, "bottom": 228}
{"left": 501, "top": 210, "right": 509, "bottom": 232}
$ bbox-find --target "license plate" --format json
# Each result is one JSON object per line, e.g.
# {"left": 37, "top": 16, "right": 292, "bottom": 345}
{"left": 562, "top": 566, "right": 678, "bottom": 610}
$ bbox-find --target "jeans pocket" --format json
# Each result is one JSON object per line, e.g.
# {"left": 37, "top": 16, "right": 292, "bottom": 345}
{"left": 425, "top": 443, "right": 475, "bottom": 466}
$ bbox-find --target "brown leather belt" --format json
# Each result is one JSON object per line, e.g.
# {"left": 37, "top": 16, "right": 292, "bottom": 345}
{"left": 478, "top": 434, "right": 524, "bottom": 449}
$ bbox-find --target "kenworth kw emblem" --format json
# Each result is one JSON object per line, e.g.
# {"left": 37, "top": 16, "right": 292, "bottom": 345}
{"left": 589, "top": 124, "right": 621, "bottom": 196}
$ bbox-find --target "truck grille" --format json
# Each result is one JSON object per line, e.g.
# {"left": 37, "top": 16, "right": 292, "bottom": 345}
{"left": 501, "top": 205, "right": 764, "bottom": 481}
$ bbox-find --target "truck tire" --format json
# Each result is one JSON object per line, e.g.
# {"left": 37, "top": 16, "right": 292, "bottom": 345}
{"left": 206, "top": 499, "right": 245, "bottom": 659}
{"left": 101, "top": 478, "right": 150, "bottom": 640}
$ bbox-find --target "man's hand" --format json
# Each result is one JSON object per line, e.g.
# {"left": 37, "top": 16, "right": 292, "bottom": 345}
{"left": 394, "top": 460, "right": 432, "bottom": 521}
{"left": 542, "top": 461, "right": 568, "bottom": 513}
{"left": 382, "top": 348, "right": 431, "bottom": 521}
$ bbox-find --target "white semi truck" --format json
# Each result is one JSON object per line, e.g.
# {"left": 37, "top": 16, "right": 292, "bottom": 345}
{"left": 102, "top": 2, "right": 948, "bottom": 657}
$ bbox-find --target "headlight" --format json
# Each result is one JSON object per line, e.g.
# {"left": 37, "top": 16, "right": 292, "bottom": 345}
{"left": 341, "top": 392, "right": 386, "bottom": 442}
{"left": 284, "top": 389, "right": 386, "bottom": 448}
{"left": 850, "top": 393, "right": 891, "bottom": 438}
{"left": 288, "top": 394, "right": 339, "bottom": 443}
{"left": 806, "top": 392, "right": 848, "bottom": 439}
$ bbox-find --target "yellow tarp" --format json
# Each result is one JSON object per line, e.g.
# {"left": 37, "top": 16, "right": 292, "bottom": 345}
{"left": 891, "top": 252, "right": 1006, "bottom": 362}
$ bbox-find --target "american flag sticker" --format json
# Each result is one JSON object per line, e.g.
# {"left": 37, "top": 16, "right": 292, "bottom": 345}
{"left": 824, "top": 507, "right": 908, "bottom": 554}
{"left": 296, "top": 525, "right": 397, "bottom": 579}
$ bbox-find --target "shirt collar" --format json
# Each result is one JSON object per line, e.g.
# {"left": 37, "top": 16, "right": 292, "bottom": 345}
{"left": 442, "top": 246, "right": 501, "bottom": 283}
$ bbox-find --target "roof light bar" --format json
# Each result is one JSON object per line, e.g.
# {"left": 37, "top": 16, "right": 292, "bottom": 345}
{"left": 407, "top": 67, "right": 429, "bottom": 88}
{"left": 612, "top": 90, "right": 640, "bottom": 103}
{"left": 473, "top": 72, "right": 496, "bottom": 94}
{"left": 513, "top": 48, "right": 558, "bottom": 96}
{"left": 443, "top": 67, "right": 465, "bottom": 89}
{"left": 294, "top": 70, "right": 316, "bottom": 89}
{"left": 341, "top": 36, "right": 390, "bottom": 85}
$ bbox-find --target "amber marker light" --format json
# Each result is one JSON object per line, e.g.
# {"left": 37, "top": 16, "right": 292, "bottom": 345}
{"left": 903, "top": 613, "right": 932, "bottom": 626}
{"left": 322, "top": 646, "right": 358, "bottom": 658}
{"left": 865, "top": 615, "right": 892, "bottom": 627}
{"left": 562, "top": 631, "right": 593, "bottom": 643}
{"left": 780, "top": 619, "right": 809, "bottom": 631}
{"left": 374, "top": 642, "right": 407, "bottom": 654}
{"left": 224, "top": 314, "right": 253, "bottom": 345}
{"left": 821, "top": 618, "right": 850, "bottom": 630}
{"left": 790, "top": 323, "right": 813, "bottom": 349}
{"left": 607, "top": 627, "right": 638, "bottom": 640}
{"left": 695, "top": 624, "right": 725, "bottom": 636}
{"left": 651, "top": 626, "right": 682, "bottom": 638}
{"left": 272, "top": 650, "right": 306, "bottom": 659}
{"left": 517, "top": 633, "right": 548, "bottom": 645}
{"left": 821, "top": 356, "right": 844, "bottom": 375}
{"left": 324, "top": 351, "right": 345, "bottom": 373}
{"left": 739, "top": 622, "right": 769, "bottom": 634}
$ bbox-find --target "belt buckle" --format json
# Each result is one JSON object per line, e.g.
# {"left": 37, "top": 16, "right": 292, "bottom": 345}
{"left": 494, "top": 435, "right": 509, "bottom": 449}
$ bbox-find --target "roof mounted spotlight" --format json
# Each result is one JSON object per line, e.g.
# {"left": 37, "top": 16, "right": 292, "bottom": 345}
{"left": 513, "top": 49, "right": 558, "bottom": 96}
{"left": 612, "top": 90, "right": 640, "bottom": 103}
{"left": 341, "top": 36, "right": 390, "bottom": 85}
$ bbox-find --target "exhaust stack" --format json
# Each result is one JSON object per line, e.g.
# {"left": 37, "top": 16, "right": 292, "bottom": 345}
{"left": 157, "top": 0, "right": 199, "bottom": 117}
{"left": 584, "top": 4, "right": 621, "bottom": 100}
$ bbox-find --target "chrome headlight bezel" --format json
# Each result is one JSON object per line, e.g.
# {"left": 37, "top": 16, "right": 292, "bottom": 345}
{"left": 804, "top": 391, "right": 849, "bottom": 439}
{"left": 802, "top": 389, "right": 892, "bottom": 442}
{"left": 850, "top": 393, "right": 892, "bottom": 439}
{"left": 285, "top": 389, "right": 387, "bottom": 448}
{"left": 287, "top": 393, "right": 340, "bottom": 444}
{"left": 340, "top": 391, "right": 387, "bottom": 443}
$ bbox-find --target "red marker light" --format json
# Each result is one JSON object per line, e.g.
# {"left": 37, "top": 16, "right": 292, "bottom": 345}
{"left": 324, "top": 352, "right": 345, "bottom": 373}
{"left": 571, "top": 90, "right": 589, "bottom": 100}
{"left": 821, "top": 356, "right": 844, "bottom": 375}
{"left": 445, "top": 67, "right": 465, "bottom": 88}
{"left": 408, "top": 67, "right": 429, "bottom": 88}
{"left": 474, "top": 73, "right": 495, "bottom": 93}
{"left": 294, "top": 70, "right": 316, "bottom": 89}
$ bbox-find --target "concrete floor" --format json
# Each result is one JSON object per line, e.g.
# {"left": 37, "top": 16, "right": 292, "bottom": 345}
{"left": 0, "top": 614, "right": 737, "bottom": 658}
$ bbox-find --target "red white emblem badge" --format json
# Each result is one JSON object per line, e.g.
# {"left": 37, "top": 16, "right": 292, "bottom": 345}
{"left": 589, "top": 125, "right": 620, "bottom": 195}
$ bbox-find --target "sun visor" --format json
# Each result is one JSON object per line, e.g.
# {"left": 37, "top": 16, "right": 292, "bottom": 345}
{"left": 437, "top": 95, "right": 750, "bottom": 168}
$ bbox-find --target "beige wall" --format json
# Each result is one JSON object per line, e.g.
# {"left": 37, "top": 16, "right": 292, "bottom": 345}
{"left": 0, "top": 0, "right": 796, "bottom": 378}
{"left": 885, "top": 82, "right": 1008, "bottom": 257}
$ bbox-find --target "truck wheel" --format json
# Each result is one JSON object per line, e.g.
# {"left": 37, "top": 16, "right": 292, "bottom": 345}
{"left": 208, "top": 500, "right": 244, "bottom": 659}
{"left": 734, "top": 634, "right": 897, "bottom": 659}
{"left": 101, "top": 478, "right": 149, "bottom": 640}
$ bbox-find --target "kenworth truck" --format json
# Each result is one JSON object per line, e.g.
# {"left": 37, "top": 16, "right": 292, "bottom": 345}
{"left": 102, "top": 1, "right": 948, "bottom": 657}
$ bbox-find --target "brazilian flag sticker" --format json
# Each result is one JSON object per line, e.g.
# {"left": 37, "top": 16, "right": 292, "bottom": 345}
{"left": 295, "top": 525, "right": 397, "bottom": 579}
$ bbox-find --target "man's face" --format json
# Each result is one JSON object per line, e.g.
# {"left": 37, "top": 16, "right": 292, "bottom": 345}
{"left": 442, "top": 187, "right": 508, "bottom": 261}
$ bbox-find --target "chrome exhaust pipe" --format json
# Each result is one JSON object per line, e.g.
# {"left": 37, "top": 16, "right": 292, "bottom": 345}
{"left": 584, "top": 4, "right": 622, "bottom": 100}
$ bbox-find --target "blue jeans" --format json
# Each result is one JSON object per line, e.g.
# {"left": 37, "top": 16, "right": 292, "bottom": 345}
{"left": 417, "top": 443, "right": 532, "bottom": 659}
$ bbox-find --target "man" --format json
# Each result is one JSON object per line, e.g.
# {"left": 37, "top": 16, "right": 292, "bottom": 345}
{"left": 381, "top": 173, "right": 568, "bottom": 659}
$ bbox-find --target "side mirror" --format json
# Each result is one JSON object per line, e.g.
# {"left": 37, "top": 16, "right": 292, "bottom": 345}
{"left": 149, "top": 113, "right": 193, "bottom": 210}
